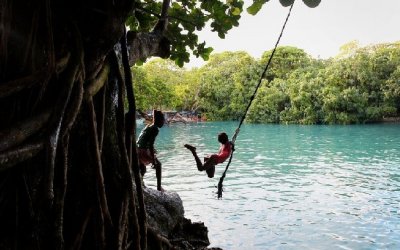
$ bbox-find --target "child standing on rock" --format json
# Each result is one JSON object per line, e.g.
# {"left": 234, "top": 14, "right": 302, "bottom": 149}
{"left": 137, "top": 110, "right": 165, "bottom": 191}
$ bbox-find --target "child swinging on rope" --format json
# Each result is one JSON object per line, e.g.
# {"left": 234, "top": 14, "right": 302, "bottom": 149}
{"left": 184, "top": 132, "right": 232, "bottom": 178}
{"left": 137, "top": 110, "right": 165, "bottom": 191}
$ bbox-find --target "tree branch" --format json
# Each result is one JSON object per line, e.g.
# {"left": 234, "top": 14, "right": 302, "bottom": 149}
{"left": 121, "top": 27, "right": 147, "bottom": 250}
{"left": 126, "top": 31, "right": 171, "bottom": 66}
{"left": 117, "top": 194, "right": 129, "bottom": 250}
{"left": 54, "top": 134, "right": 70, "bottom": 249}
{"left": 61, "top": 79, "right": 84, "bottom": 139}
{"left": 0, "top": 110, "right": 51, "bottom": 152}
{"left": 0, "top": 70, "right": 48, "bottom": 98}
{"left": 127, "top": 0, "right": 171, "bottom": 66}
{"left": 84, "top": 64, "right": 110, "bottom": 100}
{"left": 136, "top": 6, "right": 199, "bottom": 27}
{"left": 98, "top": 83, "right": 106, "bottom": 153}
{"left": 44, "top": 23, "right": 84, "bottom": 206}
{"left": 0, "top": 141, "right": 44, "bottom": 171}
{"left": 87, "top": 97, "right": 113, "bottom": 227}
{"left": 109, "top": 50, "right": 141, "bottom": 250}
{"left": 45, "top": 58, "right": 79, "bottom": 205}
{"left": 71, "top": 208, "right": 93, "bottom": 250}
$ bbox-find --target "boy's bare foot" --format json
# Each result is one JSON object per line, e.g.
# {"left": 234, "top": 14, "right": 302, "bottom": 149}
{"left": 184, "top": 144, "right": 196, "bottom": 152}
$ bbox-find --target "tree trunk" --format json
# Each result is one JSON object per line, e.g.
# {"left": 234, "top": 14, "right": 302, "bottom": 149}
{"left": 0, "top": 0, "right": 172, "bottom": 249}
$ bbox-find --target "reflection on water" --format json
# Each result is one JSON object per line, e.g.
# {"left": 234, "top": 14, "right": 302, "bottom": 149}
{"left": 139, "top": 122, "right": 400, "bottom": 249}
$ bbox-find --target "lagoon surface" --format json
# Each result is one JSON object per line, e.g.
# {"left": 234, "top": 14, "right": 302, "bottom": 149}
{"left": 139, "top": 122, "right": 400, "bottom": 250}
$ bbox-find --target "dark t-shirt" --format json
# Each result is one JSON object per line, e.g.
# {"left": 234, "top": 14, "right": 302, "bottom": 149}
{"left": 136, "top": 125, "right": 159, "bottom": 149}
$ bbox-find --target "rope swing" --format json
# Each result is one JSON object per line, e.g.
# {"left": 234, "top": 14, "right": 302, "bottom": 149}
{"left": 217, "top": 2, "right": 295, "bottom": 199}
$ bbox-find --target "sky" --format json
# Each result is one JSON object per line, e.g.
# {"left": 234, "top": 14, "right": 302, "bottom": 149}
{"left": 186, "top": 0, "right": 400, "bottom": 68}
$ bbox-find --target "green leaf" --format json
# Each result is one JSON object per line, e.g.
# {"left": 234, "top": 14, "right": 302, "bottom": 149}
{"left": 135, "top": 59, "right": 144, "bottom": 66}
{"left": 279, "top": 0, "right": 295, "bottom": 7}
{"left": 302, "top": 0, "right": 321, "bottom": 8}
{"left": 231, "top": 7, "right": 241, "bottom": 15}
{"left": 196, "top": 42, "right": 214, "bottom": 61}
{"left": 171, "top": 2, "right": 180, "bottom": 8}
{"left": 247, "top": 0, "right": 269, "bottom": 15}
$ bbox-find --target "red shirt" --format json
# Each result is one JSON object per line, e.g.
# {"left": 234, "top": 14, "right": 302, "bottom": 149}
{"left": 215, "top": 142, "right": 232, "bottom": 164}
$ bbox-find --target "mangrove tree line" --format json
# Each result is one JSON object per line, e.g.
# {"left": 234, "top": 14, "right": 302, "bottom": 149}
{"left": 133, "top": 41, "right": 400, "bottom": 124}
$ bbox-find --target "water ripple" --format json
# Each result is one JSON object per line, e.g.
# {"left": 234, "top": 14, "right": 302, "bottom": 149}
{"left": 140, "top": 122, "right": 400, "bottom": 249}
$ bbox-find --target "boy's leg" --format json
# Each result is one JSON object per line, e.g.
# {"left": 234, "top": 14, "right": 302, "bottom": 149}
{"left": 138, "top": 162, "right": 146, "bottom": 188}
{"left": 203, "top": 155, "right": 217, "bottom": 169}
{"left": 138, "top": 148, "right": 149, "bottom": 176}
{"left": 139, "top": 163, "right": 146, "bottom": 176}
{"left": 184, "top": 144, "right": 204, "bottom": 171}
{"left": 154, "top": 159, "right": 163, "bottom": 191}
{"left": 203, "top": 155, "right": 217, "bottom": 178}
{"left": 205, "top": 165, "right": 215, "bottom": 178}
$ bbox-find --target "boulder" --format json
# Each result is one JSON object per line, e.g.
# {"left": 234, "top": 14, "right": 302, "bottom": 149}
{"left": 144, "top": 187, "right": 221, "bottom": 250}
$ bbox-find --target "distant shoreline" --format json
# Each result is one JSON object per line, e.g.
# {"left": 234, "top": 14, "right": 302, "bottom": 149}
{"left": 381, "top": 117, "right": 400, "bottom": 123}
{"left": 136, "top": 116, "right": 400, "bottom": 125}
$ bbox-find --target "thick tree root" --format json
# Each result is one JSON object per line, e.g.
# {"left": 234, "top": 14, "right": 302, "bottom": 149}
{"left": 120, "top": 27, "right": 148, "bottom": 250}
{"left": 0, "top": 141, "right": 44, "bottom": 171}
{"left": 0, "top": 1, "right": 176, "bottom": 247}
{"left": 110, "top": 51, "right": 141, "bottom": 250}
{"left": 87, "top": 97, "right": 113, "bottom": 227}
{"left": 0, "top": 110, "right": 51, "bottom": 152}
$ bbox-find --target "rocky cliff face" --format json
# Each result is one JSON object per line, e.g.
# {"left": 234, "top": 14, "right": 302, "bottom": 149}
{"left": 144, "top": 188, "right": 222, "bottom": 250}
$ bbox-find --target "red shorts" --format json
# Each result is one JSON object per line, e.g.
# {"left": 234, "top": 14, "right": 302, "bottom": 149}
{"left": 137, "top": 148, "right": 154, "bottom": 165}
{"left": 210, "top": 153, "right": 229, "bottom": 164}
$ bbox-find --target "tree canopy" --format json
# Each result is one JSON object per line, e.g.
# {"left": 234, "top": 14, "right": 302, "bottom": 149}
{"left": 126, "top": 0, "right": 321, "bottom": 66}
{"left": 134, "top": 42, "right": 400, "bottom": 125}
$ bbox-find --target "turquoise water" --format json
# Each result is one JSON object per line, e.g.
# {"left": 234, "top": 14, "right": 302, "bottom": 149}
{"left": 139, "top": 122, "right": 400, "bottom": 250}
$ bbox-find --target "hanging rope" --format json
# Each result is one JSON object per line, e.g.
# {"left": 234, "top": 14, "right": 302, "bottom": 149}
{"left": 217, "top": 2, "right": 295, "bottom": 199}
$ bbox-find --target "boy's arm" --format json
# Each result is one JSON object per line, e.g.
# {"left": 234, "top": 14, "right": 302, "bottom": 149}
{"left": 149, "top": 127, "right": 159, "bottom": 164}
{"left": 148, "top": 126, "right": 158, "bottom": 147}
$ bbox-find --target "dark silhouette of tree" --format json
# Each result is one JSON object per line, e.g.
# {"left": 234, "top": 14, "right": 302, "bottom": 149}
{"left": 0, "top": 0, "right": 321, "bottom": 249}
